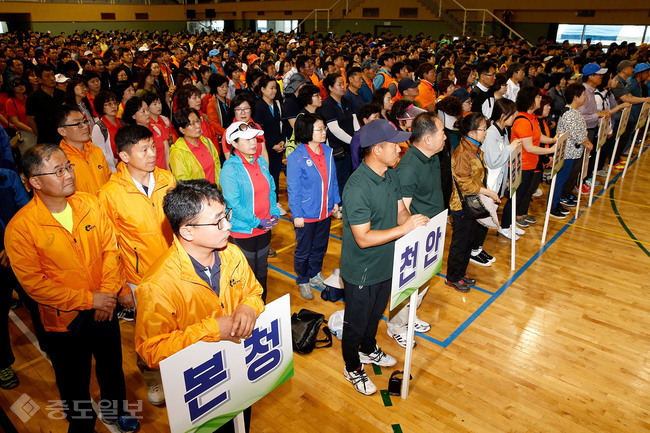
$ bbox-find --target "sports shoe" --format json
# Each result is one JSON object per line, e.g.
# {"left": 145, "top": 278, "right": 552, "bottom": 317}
{"left": 387, "top": 328, "right": 416, "bottom": 348}
{"left": 584, "top": 178, "right": 601, "bottom": 187}
{"left": 596, "top": 168, "right": 608, "bottom": 177}
{"left": 268, "top": 249, "right": 277, "bottom": 258}
{"left": 523, "top": 215, "right": 537, "bottom": 225}
{"left": 478, "top": 250, "right": 496, "bottom": 263}
{"left": 0, "top": 366, "right": 19, "bottom": 389}
{"left": 343, "top": 367, "right": 377, "bottom": 396}
{"left": 309, "top": 272, "right": 326, "bottom": 290}
{"left": 359, "top": 346, "right": 397, "bottom": 367}
{"left": 532, "top": 188, "right": 543, "bottom": 197}
{"left": 462, "top": 275, "right": 476, "bottom": 285}
{"left": 557, "top": 204, "right": 570, "bottom": 215}
{"left": 277, "top": 203, "right": 287, "bottom": 216}
{"left": 104, "top": 414, "right": 140, "bottom": 432}
{"left": 550, "top": 208, "right": 566, "bottom": 219}
{"left": 298, "top": 283, "right": 314, "bottom": 300}
{"left": 497, "top": 227, "right": 519, "bottom": 240}
{"left": 560, "top": 196, "right": 577, "bottom": 207}
{"left": 117, "top": 307, "right": 135, "bottom": 322}
{"left": 147, "top": 382, "right": 165, "bottom": 406}
{"left": 414, "top": 316, "right": 431, "bottom": 333}
{"left": 9, "top": 298, "right": 21, "bottom": 310}
{"left": 515, "top": 217, "right": 529, "bottom": 228}
{"left": 445, "top": 279, "right": 471, "bottom": 293}
{"left": 613, "top": 161, "right": 626, "bottom": 170}
{"left": 469, "top": 252, "right": 492, "bottom": 267}
{"left": 332, "top": 208, "right": 343, "bottom": 219}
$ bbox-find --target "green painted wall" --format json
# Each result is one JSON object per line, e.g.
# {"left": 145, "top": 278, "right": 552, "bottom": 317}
{"left": 30, "top": 21, "right": 187, "bottom": 34}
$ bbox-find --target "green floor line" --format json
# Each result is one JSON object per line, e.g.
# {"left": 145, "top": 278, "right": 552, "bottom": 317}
{"left": 392, "top": 424, "right": 404, "bottom": 433}
{"left": 381, "top": 390, "right": 393, "bottom": 407}
{"left": 610, "top": 186, "right": 650, "bottom": 258}
{"left": 372, "top": 363, "right": 382, "bottom": 375}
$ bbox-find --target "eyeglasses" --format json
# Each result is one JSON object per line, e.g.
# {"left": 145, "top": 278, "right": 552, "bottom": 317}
{"left": 476, "top": 128, "right": 488, "bottom": 132}
{"left": 482, "top": 73, "right": 495, "bottom": 77}
{"left": 186, "top": 208, "right": 232, "bottom": 230}
{"left": 187, "top": 118, "right": 202, "bottom": 127}
{"left": 32, "top": 163, "right": 76, "bottom": 178}
{"left": 314, "top": 126, "right": 328, "bottom": 133}
{"left": 104, "top": 101, "right": 118, "bottom": 107}
{"left": 234, "top": 107, "right": 251, "bottom": 113}
{"left": 61, "top": 119, "right": 89, "bottom": 129}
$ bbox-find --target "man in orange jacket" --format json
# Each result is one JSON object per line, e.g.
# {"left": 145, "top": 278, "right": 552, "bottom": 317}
{"left": 97, "top": 124, "right": 175, "bottom": 406}
{"left": 5, "top": 144, "right": 139, "bottom": 433}
{"left": 135, "top": 179, "right": 264, "bottom": 433}
{"left": 56, "top": 104, "right": 111, "bottom": 195}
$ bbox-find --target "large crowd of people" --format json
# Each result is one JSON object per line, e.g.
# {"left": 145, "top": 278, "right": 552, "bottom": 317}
{"left": 1, "top": 26, "right": 650, "bottom": 432}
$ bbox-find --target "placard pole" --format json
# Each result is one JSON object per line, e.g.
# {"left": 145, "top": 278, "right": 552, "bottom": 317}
{"left": 541, "top": 175, "right": 557, "bottom": 245}
{"left": 622, "top": 129, "right": 639, "bottom": 179}
{"left": 604, "top": 136, "right": 619, "bottom": 190}
{"left": 233, "top": 413, "right": 246, "bottom": 433}
{"left": 575, "top": 153, "right": 587, "bottom": 220}
{"left": 588, "top": 147, "right": 600, "bottom": 207}
{"left": 401, "top": 290, "right": 419, "bottom": 399}
{"left": 510, "top": 193, "right": 516, "bottom": 271}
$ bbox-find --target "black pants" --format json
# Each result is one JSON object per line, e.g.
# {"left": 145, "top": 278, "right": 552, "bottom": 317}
{"left": 293, "top": 218, "right": 331, "bottom": 284}
{"left": 562, "top": 157, "right": 584, "bottom": 197}
{"left": 447, "top": 210, "right": 485, "bottom": 282}
{"left": 46, "top": 311, "right": 128, "bottom": 433}
{"left": 502, "top": 170, "right": 533, "bottom": 228}
{"left": 232, "top": 231, "right": 271, "bottom": 302}
{"left": 268, "top": 154, "right": 283, "bottom": 197}
{"left": 214, "top": 407, "right": 252, "bottom": 433}
{"left": 341, "top": 278, "right": 391, "bottom": 372}
{"left": 585, "top": 127, "right": 597, "bottom": 177}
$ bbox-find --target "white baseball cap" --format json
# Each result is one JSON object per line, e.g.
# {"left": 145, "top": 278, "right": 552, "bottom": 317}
{"left": 225, "top": 121, "right": 264, "bottom": 145}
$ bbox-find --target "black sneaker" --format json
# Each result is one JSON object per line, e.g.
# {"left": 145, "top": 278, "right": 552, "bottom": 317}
{"left": 462, "top": 275, "right": 476, "bottom": 285}
{"left": 557, "top": 204, "right": 570, "bottom": 215}
{"left": 268, "top": 249, "right": 277, "bottom": 258}
{"left": 478, "top": 250, "right": 496, "bottom": 263}
{"left": 117, "top": 307, "right": 135, "bottom": 321}
{"left": 469, "top": 252, "right": 492, "bottom": 267}
{"left": 445, "top": 279, "right": 471, "bottom": 293}
{"left": 0, "top": 366, "right": 18, "bottom": 389}
{"left": 550, "top": 207, "right": 567, "bottom": 219}
{"left": 523, "top": 215, "right": 537, "bottom": 225}
{"left": 560, "top": 196, "right": 577, "bottom": 207}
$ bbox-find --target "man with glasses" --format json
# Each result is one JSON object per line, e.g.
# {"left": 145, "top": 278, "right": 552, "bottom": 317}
{"left": 135, "top": 179, "right": 264, "bottom": 433}
{"left": 470, "top": 61, "right": 497, "bottom": 118}
{"left": 98, "top": 125, "right": 176, "bottom": 405}
{"left": 5, "top": 144, "right": 139, "bottom": 433}
{"left": 56, "top": 104, "right": 110, "bottom": 194}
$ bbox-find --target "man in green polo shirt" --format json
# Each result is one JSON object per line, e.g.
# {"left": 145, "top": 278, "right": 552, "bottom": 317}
{"left": 387, "top": 112, "right": 446, "bottom": 347}
{"left": 340, "top": 119, "right": 429, "bottom": 396}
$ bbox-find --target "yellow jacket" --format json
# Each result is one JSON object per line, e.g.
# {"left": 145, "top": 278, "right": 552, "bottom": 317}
{"left": 169, "top": 136, "right": 221, "bottom": 184}
{"left": 59, "top": 140, "right": 111, "bottom": 195}
{"left": 97, "top": 163, "right": 176, "bottom": 285}
{"left": 5, "top": 192, "right": 123, "bottom": 332}
{"left": 135, "top": 237, "right": 265, "bottom": 369}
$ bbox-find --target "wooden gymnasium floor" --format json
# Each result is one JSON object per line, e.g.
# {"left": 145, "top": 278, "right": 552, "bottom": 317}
{"left": 2, "top": 136, "right": 650, "bottom": 433}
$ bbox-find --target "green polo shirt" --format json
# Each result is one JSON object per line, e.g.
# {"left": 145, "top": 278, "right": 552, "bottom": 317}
{"left": 340, "top": 162, "right": 402, "bottom": 286}
{"left": 396, "top": 145, "right": 444, "bottom": 218}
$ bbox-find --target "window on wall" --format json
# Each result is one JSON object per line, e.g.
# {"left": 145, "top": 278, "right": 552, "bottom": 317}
{"left": 256, "top": 20, "right": 298, "bottom": 33}
{"left": 557, "top": 24, "right": 648, "bottom": 45}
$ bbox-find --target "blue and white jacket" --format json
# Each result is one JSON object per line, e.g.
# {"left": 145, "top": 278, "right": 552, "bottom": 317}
{"left": 286, "top": 143, "right": 341, "bottom": 220}
{"left": 219, "top": 151, "right": 280, "bottom": 234}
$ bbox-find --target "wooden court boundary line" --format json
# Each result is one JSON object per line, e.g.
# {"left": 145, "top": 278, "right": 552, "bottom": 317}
{"left": 609, "top": 186, "right": 650, "bottom": 258}
{"left": 550, "top": 219, "right": 650, "bottom": 247}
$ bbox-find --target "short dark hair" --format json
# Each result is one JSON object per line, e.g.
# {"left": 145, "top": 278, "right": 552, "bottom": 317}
{"left": 122, "top": 96, "right": 146, "bottom": 125}
{"left": 175, "top": 84, "right": 201, "bottom": 111}
{"left": 358, "top": 103, "right": 381, "bottom": 126}
{"left": 173, "top": 107, "right": 199, "bottom": 136}
{"left": 516, "top": 86, "right": 540, "bottom": 112}
{"left": 113, "top": 81, "right": 134, "bottom": 103}
{"left": 411, "top": 112, "right": 440, "bottom": 142}
{"left": 378, "top": 52, "right": 395, "bottom": 66}
{"left": 36, "top": 64, "right": 55, "bottom": 79}
{"left": 208, "top": 73, "right": 229, "bottom": 94}
{"left": 490, "top": 98, "right": 517, "bottom": 122}
{"left": 506, "top": 62, "right": 524, "bottom": 78}
{"left": 114, "top": 124, "right": 153, "bottom": 154}
{"left": 94, "top": 91, "right": 118, "bottom": 116}
{"left": 477, "top": 61, "right": 496, "bottom": 77}
{"left": 297, "top": 83, "right": 321, "bottom": 108}
{"left": 296, "top": 55, "right": 311, "bottom": 71}
{"left": 459, "top": 112, "right": 488, "bottom": 136}
{"left": 142, "top": 91, "right": 161, "bottom": 107}
{"left": 564, "top": 83, "right": 585, "bottom": 105}
{"left": 54, "top": 104, "right": 83, "bottom": 128}
{"left": 322, "top": 72, "right": 342, "bottom": 94}
{"left": 415, "top": 63, "right": 435, "bottom": 80}
{"left": 294, "top": 112, "right": 326, "bottom": 144}
{"left": 230, "top": 93, "right": 256, "bottom": 118}
{"left": 163, "top": 179, "right": 225, "bottom": 236}
{"left": 21, "top": 144, "right": 66, "bottom": 178}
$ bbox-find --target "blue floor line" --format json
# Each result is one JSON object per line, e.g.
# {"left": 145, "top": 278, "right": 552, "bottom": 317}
{"left": 279, "top": 215, "right": 343, "bottom": 241}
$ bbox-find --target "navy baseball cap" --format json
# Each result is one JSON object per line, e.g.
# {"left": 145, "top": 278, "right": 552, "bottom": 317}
{"left": 398, "top": 77, "right": 420, "bottom": 93}
{"left": 582, "top": 62, "right": 607, "bottom": 76}
{"left": 359, "top": 119, "right": 411, "bottom": 148}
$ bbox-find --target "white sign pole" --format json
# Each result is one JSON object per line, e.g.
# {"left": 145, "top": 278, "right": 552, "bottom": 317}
{"left": 575, "top": 152, "right": 588, "bottom": 220}
{"left": 401, "top": 290, "right": 419, "bottom": 399}
{"left": 604, "top": 135, "right": 619, "bottom": 190}
{"left": 510, "top": 192, "right": 516, "bottom": 271}
{"left": 604, "top": 106, "right": 630, "bottom": 190}
{"left": 588, "top": 117, "right": 608, "bottom": 207}
{"left": 233, "top": 413, "right": 246, "bottom": 433}
{"left": 622, "top": 128, "right": 639, "bottom": 179}
{"left": 541, "top": 175, "right": 557, "bottom": 245}
{"left": 641, "top": 117, "right": 650, "bottom": 156}
{"left": 509, "top": 145, "right": 522, "bottom": 271}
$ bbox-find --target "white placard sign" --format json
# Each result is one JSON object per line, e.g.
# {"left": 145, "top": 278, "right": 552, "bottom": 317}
{"left": 551, "top": 131, "right": 568, "bottom": 177}
{"left": 597, "top": 116, "right": 608, "bottom": 150}
{"left": 509, "top": 145, "right": 523, "bottom": 195}
{"left": 390, "top": 210, "right": 448, "bottom": 311}
{"left": 617, "top": 106, "right": 630, "bottom": 138}
{"left": 160, "top": 294, "right": 294, "bottom": 433}
{"left": 636, "top": 102, "right": 650, "bottom": 131}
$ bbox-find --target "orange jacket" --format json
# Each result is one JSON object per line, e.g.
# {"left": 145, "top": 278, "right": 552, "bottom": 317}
{"left": 97, "top": 163, "right": 176, "bottom": 285}
{"left": 135, "top": 238, "right": 265, "bottom": 368}
{"left": 416, "top": 80, "right": 437, "bottom": 110}
{"left": 59, "top": 140, "right": 111, "bottom": 195}
{"left": 5, "top": 192, "right": 124, "bottom": 332}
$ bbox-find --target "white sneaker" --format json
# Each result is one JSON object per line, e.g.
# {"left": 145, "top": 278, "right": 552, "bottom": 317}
{"left": 343, "top": 367, "right": 377, "bottom": 395}
{"left": 533, "top": 188, "right": 543, "bottom": 197}
{"left": 497, "top": 227, "right": 519, "bottom": 241}
{"left": 277, "top": 202, "right": 287, "bottom": 216}
{"left": 515, "top": 226, "right": 525, "bottom": 236}
{"left": 414, "top": 316, "right": 431, "bottom": 333}
{"left": 387, "top": 328, "right": 416, "bottom": 348}
{"left": 309, "top": 272, "right": 326, "bottom": 290}
{"left": 359, "top": 346, "right": 397, "bottom": 367}
{"left": 147, "top": 383, "right": 165, "bottom": 406}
